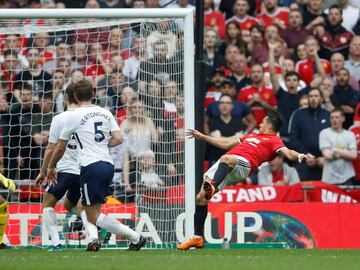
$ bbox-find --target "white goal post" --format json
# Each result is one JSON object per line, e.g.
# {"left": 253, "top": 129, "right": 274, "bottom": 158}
{"left": 0, "top": 8, "right": 195, "bottom": 247}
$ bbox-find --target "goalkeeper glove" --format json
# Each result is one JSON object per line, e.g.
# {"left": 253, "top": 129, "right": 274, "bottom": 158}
{"left": 0, "top": 174, "right": 15, "bottom": 192}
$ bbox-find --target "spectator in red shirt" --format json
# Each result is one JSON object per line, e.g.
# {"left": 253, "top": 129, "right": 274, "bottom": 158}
{"left": 237, "top": 63, "right": 277, "bottom": 127}
{"left": 226, "top": 0, "right": 260, "bottom": 42}
{"left": 217, "top": 44, "right": 241, "bottom": 77}
{"left": 257, "top": 155, "right": 300, "bottom": 186}
{"left": 280, "top": 9, "right": 311, "bottom": 52}
{"left": 84, "top": 42, "right": 110, "bottom": 81}
{"left": 296, "top": 36, "right": 331, "bottom": 86}
{"left": 257, "top": 0, "right": 289, "bottom": 30}
{"left": 32, "top": 32, "right": 55, "bottom": 66}
{"left": 104, "top": 27, "right": 131, "bottom": 62}
{"left": 204, "top": 0, "right": 226, "bottom": 40}
{"left": 349, "top": 103, "right": 360, "bottom": 182}
{"left": 204, "top": 69, "right": 226, "bottom": 109}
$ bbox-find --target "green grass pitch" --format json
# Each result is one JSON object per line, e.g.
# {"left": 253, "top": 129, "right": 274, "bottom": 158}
{"left": 1, "top": 249, "right": 360, "bottom": 270}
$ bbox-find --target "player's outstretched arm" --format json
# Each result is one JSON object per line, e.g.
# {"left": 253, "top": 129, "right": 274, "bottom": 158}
{"left": 186, "top": 129, "right": 239, "bottom": 150}
{"left": 279, "top": 147, "right": 315, "bottom": 163}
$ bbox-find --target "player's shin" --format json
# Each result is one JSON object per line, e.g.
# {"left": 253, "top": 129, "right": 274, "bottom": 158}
{"left": 213, "top": 162, "right": 230, "bottom": 188}
{"left": 194, "top": 204, "right": 208, "bottom": 237}
{"left": 43, "top": 207, "right": 61, "bottom": 247}
{"left": 96, "top": 213, "right": 140, "bottom": 244}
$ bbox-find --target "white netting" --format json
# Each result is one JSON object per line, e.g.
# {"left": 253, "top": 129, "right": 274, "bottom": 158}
{"left": 0, "top": 17, "right": 185, "bottom": 248}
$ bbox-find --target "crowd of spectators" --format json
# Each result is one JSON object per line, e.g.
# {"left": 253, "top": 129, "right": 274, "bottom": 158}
{"left": 0, "top": 0, "right": 359, "bottom": 205}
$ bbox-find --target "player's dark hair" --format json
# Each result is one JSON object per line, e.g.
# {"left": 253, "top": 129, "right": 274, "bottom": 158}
{"left": 285, "top": 71, "right": 300, "bottom": 80}
{"left": 65, "top": 84, "right": 77, "bottom": 105}
{"left": 266, "top": 110, "right": 283, "bottom": 132}
{"left": 74, "top": 79, "right": 94, "bottom": 102}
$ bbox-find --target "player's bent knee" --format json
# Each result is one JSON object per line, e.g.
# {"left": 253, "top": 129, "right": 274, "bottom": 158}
{"left": 220, "top": 155, "right": 237, "bottom": 167}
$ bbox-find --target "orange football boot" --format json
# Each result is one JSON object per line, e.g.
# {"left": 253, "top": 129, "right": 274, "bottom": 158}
{"left": 177, "top": 236, "right": 204, "bottom": 250}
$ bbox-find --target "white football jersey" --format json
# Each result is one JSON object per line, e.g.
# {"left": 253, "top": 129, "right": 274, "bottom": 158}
{"left": 48, "top": 110, "right": 80, "bottom": 175}
{"left": 60, "top": 105, "right": 120, "bottom": 167}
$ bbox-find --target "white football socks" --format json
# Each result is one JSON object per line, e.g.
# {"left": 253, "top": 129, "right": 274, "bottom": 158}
{"left": 43, "top": 207, "right": 60, "bottom": 247}
{"left": 96, "top": 213, "right": 140, "bottom": 244}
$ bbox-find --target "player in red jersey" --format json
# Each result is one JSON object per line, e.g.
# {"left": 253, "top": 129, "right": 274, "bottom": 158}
{"left": 176, "top": 110, "right": 314, "bottom": 250}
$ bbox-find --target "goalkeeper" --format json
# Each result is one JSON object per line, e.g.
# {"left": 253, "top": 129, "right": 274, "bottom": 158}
{"left": 0, "top": 173, "right": 15, "bottom": 249}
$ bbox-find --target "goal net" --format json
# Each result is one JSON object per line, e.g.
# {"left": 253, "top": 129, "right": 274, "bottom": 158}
{"left": 0, "top": 9, "right": 194, "bottom": 248}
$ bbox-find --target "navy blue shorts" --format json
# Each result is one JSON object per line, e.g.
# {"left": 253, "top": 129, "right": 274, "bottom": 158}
{"left": 80, "top": 161, "right": 114, "bottom": 206}
{"left": 45, "top": 172, "right": 81, "bottom": 204}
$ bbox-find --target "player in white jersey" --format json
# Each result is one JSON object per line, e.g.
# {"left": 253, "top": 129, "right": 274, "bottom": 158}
{"left": 47, "top": 79, "right": 146, "bottom": 251}
{"left": 35, "top": 84, "right": 86, "bottom": 252}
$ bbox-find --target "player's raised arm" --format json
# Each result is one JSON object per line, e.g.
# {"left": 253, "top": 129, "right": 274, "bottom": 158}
{"left": 278, "top": 147, "right": 315, "bottom": 163}
{"left": 186, "top": 129, "right": 239, "bottom": 150}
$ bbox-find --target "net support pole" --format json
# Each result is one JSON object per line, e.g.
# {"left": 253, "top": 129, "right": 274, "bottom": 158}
{"left": 183, "top": 10, "right": 196, "bottom": 241}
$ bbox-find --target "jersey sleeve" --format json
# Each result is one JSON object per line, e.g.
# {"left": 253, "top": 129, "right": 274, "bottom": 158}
{"left": 271, "top": 136, "right": 286, "bottom": 153}
{"left": 59, "top": 113, "right": 77, "bottom": 141}
{"left": 48, "top": 115, "right": 62, "bottom": 144}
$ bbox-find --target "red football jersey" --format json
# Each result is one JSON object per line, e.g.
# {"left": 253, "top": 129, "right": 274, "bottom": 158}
{"left": 257, "top": 7, "right": 289, "bottom": 29}
{"left": 227, "top": 133, "right": 285, "bottom": 174}
{"left": 236, "top": 85, "right": 277, "bottom": 127}
{"left": 263, "top": 61, "right": 282, "bottom": 74}
{"left": 205, "top": 10, "right": 226, "bottom": 39}
{"left": 204, "top": 88, "right": 222, "bottom": 109}
{"left": 296, "top": 58, "right": 331, "bottom": 85}
{"left": 85, "top": 64, "right": 105, "bottom": 77}
{"left": 349, "top": 125, "right": 360, "bottom": 181}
